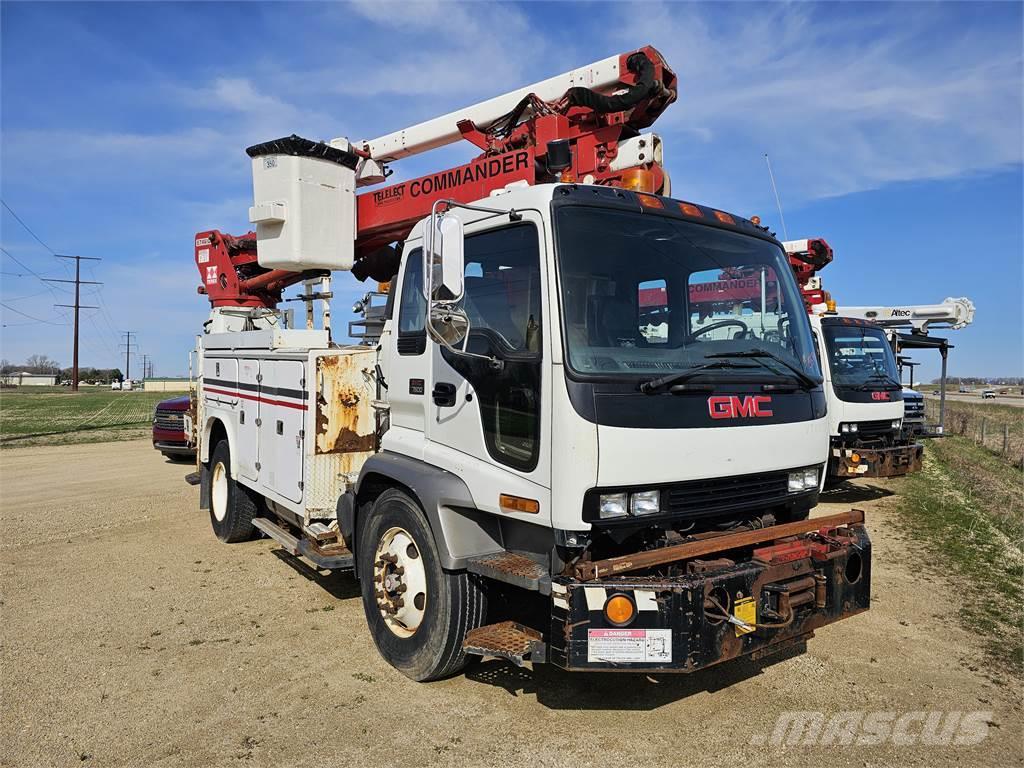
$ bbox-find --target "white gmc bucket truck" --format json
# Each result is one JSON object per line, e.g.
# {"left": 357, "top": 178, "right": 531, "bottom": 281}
{"left": 192, "top": 47, "right": 870, "bottom": 681}
{"left": 783, "top": 238, "right": 974, "bottom": 484}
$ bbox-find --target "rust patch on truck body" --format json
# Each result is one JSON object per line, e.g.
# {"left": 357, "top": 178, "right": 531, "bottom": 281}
{"left": 314, "top": 351, "right": 377, "bottom": 459}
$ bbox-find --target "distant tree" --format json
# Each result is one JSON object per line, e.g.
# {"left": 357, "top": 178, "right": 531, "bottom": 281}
{"left": 23, "top": 354, "right": 60, "bottom": 374}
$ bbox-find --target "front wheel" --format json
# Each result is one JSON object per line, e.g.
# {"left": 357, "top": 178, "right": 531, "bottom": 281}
{"left": 357, "top": 489, "right": 486, "bottom": 681}
{"left": 208, "top": 440, "right": 258, "bottom": 543}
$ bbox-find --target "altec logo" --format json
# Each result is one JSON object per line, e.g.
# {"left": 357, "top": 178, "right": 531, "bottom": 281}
{"left": 708, "top": 395, "right": 774, "bottom": 419}
{"left": 871, "top": 391, "right": 891, "bottom": 401}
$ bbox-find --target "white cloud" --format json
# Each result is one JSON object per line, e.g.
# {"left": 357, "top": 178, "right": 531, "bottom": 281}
{"left": 606, "top": 3, "right": 1022, "bottom": 207}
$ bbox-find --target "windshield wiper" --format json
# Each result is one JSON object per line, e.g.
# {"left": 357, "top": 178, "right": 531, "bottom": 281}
{"left": 705, "top": 348, "right": 822, "bottom": 389}
{"left": 853, "top": 371, "right": 902, "bottom": 391}
{"left": 639, "top": 361, "right": 759, "bottom": 394}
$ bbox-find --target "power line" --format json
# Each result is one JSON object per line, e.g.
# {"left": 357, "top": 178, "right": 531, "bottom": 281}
{"left": 0, "top": 246, "right": 56, "bottom": 285}
{"left": 48, "top": 254, "right": 102, "bottom": 392}
{"left": 1, "top": 199, "right": 56, "bottom": 254}
{"left": 0, "top": 302, "right": 68, "bottom": 326}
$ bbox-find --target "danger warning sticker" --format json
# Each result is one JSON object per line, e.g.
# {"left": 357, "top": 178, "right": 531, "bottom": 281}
{"left": 587, "top": 628, "right": 672, "bottom": 663}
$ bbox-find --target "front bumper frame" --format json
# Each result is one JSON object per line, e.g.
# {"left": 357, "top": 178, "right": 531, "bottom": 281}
{"left": 546, "top": 524, "right": 870, "bottom": 672}
{"left": 830, "top": 442, "right": 923, "bottom": 479}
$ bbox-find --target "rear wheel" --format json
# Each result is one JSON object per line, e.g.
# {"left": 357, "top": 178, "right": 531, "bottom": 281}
{"left": 358, "top": 489, "right": 486, "bottom": 681}
{"left": 208, "top": 440, "right": 258, "bottom": 543}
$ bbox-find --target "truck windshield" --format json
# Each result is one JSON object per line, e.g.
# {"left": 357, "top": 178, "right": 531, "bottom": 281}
{"left": 822, "top": 324, "right": 900, "bottom": 389}
{"left": 553, "top": 207, "right": 820, "bottom": 383}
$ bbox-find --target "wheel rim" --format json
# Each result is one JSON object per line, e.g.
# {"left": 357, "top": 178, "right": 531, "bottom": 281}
{"left": 373, "top": 526, "right": 427, "bottom": 637}
{"left": 211, "top": 461, "right": 228, "bottom": 522}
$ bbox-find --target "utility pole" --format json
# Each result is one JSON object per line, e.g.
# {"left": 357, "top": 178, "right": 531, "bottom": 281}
{"left": 120, "top": 331, "right": 136, "bottom": 383}
{"left": 45, "top": 255, "right": 102, "bottom": 392}
{"left": 141, "top": 354, "right": 150, "bottom": 381}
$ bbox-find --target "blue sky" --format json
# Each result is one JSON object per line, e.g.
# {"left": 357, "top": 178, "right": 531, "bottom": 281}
{"left": 1, "top": 1, "right": 1021, "bottom": 381}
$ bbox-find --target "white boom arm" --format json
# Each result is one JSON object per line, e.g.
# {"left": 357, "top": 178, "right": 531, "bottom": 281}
{"left": 353, "top": 54, "right": 623, "bottom": 162}
{"left": 836, "top": 297, "right": 976, "bottom": 334}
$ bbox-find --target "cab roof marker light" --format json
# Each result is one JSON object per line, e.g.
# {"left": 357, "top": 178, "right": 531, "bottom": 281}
{"left": 678, "top": 201, "right": 702, "bottom": 217}
{"left": 713, "top": 210, "right": 735, "bottom": 225}
{"left": 637, "top": 193, "right": 664, "bottom": 209}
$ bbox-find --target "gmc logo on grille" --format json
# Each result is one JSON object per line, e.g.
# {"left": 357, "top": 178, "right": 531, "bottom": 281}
{"left": 708, "top": 395, "right": 773, "bottom": 419}
{"left": 871, "top": 391, "right": 891, "bottom": 401}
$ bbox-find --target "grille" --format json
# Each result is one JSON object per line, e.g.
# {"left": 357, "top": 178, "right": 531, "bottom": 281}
{"left": 903, "top": 400, "right": 925, "bottom": 415}
{"left": 663, "top": 469, "right": 797, "bottom": 519}
{"left": 856, "top": 419, "right": 897, "bottom": 436}
{"left": 154, "top": 409, "right": 185, "bottom": 431}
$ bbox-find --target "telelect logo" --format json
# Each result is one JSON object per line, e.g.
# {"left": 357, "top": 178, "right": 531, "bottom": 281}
{"left": 708, "top": 395, "right": 774, "bottom": 419}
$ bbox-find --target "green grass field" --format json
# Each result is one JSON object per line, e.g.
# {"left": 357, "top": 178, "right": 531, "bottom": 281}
{"left": 0, "top": 386, "right": 175, "bottom": 448}
{"left": 895, "top": 434, "right": 1023, "bottom": 679}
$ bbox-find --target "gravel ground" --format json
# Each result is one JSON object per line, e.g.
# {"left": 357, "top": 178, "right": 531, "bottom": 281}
{"left": 1, "top": 439, "right": 1020, "bottom": 767}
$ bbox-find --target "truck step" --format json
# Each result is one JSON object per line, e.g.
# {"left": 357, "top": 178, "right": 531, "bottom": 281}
{"left": 252, "top": 517, "right": 354, "bottom": 571}
{"left": 463, "top": 621, "right": 546, "bottom": 667}
{"left": 297, "top": 538, "right": 354, "bottom": 571}
{"left": 252, "top": 517, "right": 300, "bottom": 555}
{"left": 467, "top": 551, "right": 550, "bottom": 593}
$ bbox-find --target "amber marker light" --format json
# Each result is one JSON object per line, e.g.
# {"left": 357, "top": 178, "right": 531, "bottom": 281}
{"left": 499, "top": 494, "right": 540, "bottom": 515}
{"left": 604, "top": 594, "right": 637, "bottom": 627}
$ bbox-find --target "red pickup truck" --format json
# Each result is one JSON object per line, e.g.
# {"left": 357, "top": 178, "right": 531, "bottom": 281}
{"left": 152, "top": 395, "right": 194, "bottom": 461}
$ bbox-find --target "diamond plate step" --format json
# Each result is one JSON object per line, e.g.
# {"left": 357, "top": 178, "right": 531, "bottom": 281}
{"left": 463, "top": 621, "right": 546, "bottom": 667}
{"left": 467, "top": 551, "right": 550, "bottom": 592}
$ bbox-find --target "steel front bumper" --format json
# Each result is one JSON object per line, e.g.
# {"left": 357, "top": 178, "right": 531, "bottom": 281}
{"left": 830, "top": 443, "right": 923, "bottom": 479}
{"left": 546, "top": 525, "right": 870, "bottom": 673}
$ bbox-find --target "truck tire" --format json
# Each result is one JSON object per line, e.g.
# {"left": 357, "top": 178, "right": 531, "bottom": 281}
{"left": 208, "top": 440, "right": 258, "bottom": 543}
{"left": 357, "top": 488, "right": 486, "bottom": 682}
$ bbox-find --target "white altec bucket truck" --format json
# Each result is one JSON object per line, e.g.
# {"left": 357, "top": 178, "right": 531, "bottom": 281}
{"left": 835, "top": 297, "right": 975, "bottom": 439}
{"left": 192, "top": 46, "right": 869, "bottom": 681}
{"left": 782, "top": 238, "right": 974, "bottom": 483}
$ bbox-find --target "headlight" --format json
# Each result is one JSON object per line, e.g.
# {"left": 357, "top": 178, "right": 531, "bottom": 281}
{"left": 789, "top": 468, "right": 819, "bottom": 492}
{"left": 891, "top": 419, "right": 902, "bottom": 430}
{"left": 598, "top": 493, "right": 628, "bottom": 519}
{"left": 840, "top": 422, "right": 858, "bottom": 433}
{"left": 630, "top": 490, "right": 660, "bottom": 516}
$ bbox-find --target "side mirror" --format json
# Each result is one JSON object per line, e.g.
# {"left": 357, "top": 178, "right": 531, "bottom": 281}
{"left": 426, "top": 213, "right": 464, "bottom": 302}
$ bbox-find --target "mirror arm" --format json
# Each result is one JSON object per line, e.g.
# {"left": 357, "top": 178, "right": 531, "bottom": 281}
{"left": 425, "top": 307, "right": 504, "bottom": 371}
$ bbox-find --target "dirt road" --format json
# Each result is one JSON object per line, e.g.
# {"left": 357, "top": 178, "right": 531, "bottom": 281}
{"left": 2, "top": 440, "right": 1020, "bottom": 767}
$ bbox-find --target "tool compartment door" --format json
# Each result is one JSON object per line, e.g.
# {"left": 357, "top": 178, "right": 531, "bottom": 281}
{"left": 237, "top": 358, "right": 260, "bottom": 482}
{"left": 259, "top": 359, "right": 306, "bottom": 503}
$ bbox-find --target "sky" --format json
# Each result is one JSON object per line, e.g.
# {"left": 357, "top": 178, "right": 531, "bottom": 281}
{"left": 1, "top": 1, "right": 1021, "bottom": 382}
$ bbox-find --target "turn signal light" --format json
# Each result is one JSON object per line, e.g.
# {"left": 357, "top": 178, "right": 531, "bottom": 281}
{"left": 499, "top": 494, "right": 540, "bottom": 515}
{"left": 851, "top": 453, "right": 861, "bottom": 464}
{"left": 604, "top": 594, "right": 636, "bottom": 627}
{"left": 621, "top": 168, "right": 657, "bottom": 193}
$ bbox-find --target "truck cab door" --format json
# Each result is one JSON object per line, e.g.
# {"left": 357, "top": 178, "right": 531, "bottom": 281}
{"left": 424, "top": 212, "right": 551, "bottom": 522}
{"left": 382, "top": 248, "right": 429, "bottom": 460}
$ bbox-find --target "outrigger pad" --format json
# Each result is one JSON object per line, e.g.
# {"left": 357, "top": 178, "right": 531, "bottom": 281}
{"left": 245, "top": 134, "right": 360, "bottom": 170}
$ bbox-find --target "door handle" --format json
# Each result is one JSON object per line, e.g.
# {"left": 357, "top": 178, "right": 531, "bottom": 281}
{"left": 432, "top": 382, "right": 457, "bottom": 407}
